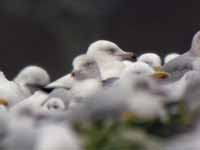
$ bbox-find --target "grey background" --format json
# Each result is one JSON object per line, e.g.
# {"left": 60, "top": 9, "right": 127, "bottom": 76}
{"left": 0, "top": 0, "right": 199, "bottom": 80}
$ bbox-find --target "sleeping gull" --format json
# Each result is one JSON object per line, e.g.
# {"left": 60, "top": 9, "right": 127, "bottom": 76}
{"left": 0, "top": 71, "right": 33, "bottom": 107}
{"left": 87, "top": 40, "right": 136, "bottom": 79}
{"left": 164, "top": 53, "right": 180, "bottom": 64}
{"left": 162, "top": 31, "right": 200, "bottom": 81}
{"left": 14, "top": 65, "right": 50, "bottom": 94}
{"left": 137, "top": 53, "right": 162, "bottom": 70}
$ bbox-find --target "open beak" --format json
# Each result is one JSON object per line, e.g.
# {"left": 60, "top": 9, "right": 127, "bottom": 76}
{"left": 151, "top": 71, "right": 170, "bottom": 79}
{"left": 117, "top": 51, "right": 137, "bottom": 61}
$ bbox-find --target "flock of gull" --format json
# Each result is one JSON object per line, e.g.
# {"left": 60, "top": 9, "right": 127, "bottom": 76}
{"left": 1, "top": 31, "right": 200, "bottom": 150}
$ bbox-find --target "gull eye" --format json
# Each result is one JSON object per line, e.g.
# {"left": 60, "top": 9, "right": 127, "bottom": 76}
{"left": 71, "top": 72, "right": 76, "bottom": 77}
{"left": 52, "top": 104, "right": 59, "bottom": 109}
{"left": 85, "top": 62, "right": 93, "bottom": 67}
{"left": 108, "top": 48, "right": 116, "bottom": 54}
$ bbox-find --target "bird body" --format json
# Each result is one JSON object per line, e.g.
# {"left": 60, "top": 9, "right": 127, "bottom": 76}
{"left": 0, "top": 71, "right": 30, "bottom": 107}
{"left": 162, "top": 31, "right": 200, "bottom": 81}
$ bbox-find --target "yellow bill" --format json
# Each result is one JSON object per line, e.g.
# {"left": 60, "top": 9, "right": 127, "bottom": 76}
{"left": 151, "top": 71, "right": 170, "bottom": 79}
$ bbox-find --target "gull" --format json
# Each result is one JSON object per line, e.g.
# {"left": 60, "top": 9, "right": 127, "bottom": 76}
{"left": 65, "top": 62, "right": 169, "bottom": 122}
{"left": 146, "top": 70, "right": 200, "bottom": 112}
{"left": 14, "top": 65, "right": 51, "bottom": 94}
{"left": 87, "top": 40, "right": 136, "bottom": 79}
{"left": 164, "top": 53, "right": 180, "bottom": 64}
{"left": 0, "top": 66, "right": 50, "bottom": 107}
{"left": 118, "top": 62, "right": 169, "bottom": 92}
{"left": 150, "top": 71, "right": 191, "bottom": 105}
{"left": 47, "top": 54, "right": 102, "bottom": 89}
{"left": 0, "top": 71, "right": 31, "bottom": 107}
{"left": 97, "top": 62, "right": 168, "bottom": 121}
{"left": 47, "top": 54, "right": 104, "bottom": 109}
{"left": 162, "top": 31, "right": 200, "bottom": 81}
{"left": 137, "top": 53, "right": 162, "bottom": 70}
{"left": 112, "top": 62, "right": 175, "bottom": 120}
{"left": 118, "top": 62, "right": 155, "bottom": 93}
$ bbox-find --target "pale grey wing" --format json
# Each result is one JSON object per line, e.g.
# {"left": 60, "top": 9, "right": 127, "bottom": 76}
{"left": 183, "top": 75, "right": 200, "bottom": 112}
{"left": 102, "top": 77, "right": 119, "bottom": 88}
{"left": 162, "top": 53, "right": 194, "bottom": 81}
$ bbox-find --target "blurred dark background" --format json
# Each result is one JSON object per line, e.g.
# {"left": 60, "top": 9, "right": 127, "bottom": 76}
{"left": 0, "top": 0, "right": 200, "bottom": 80}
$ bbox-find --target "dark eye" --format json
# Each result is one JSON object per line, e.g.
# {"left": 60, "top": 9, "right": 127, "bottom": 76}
{"left": 71, "top": 72, "right": 76, "bottom": 77}
{"left": 109, "top": 48, "right": 116, "bottom": 53}
{"left": 52, "top": 104, "right": 59, "bottom": 109}
{"left": 85, "top": 62, "right": 93, "bottom": 67}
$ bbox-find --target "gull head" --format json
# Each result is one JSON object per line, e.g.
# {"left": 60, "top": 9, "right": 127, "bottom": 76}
{"left": 71, "top": 56, "right": 103, "bottom": 101}
{"left": 121, "top": 62, "right": 155, "bottom": 79}
{"left": 119, "top": 62, "right": 155, "bottom": 93}
{"left": 87, "top": 40, "right": 136, "bottom": 62}
{"left": 137, "top": 53, "right": 161, "bottom": 68}
{"left": 191, "top": 31, "right": 200, "bottom": 56}
{"left": 14, "top": 65, "right": 50, "bottom": 88}
{"left": 46, "top": 55, "right": 101, "bottom": 91}
{"left": 87, "top": 40, "right": 136, "bottom": 79}
{"left": 164, "top": 53, "right": 180, "bottom": 64}
{"left": 71, "top": 54, "right": 101, "bottom": 81}
{"left": 43, "top": 97, "right": 66, "bottom": 112}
